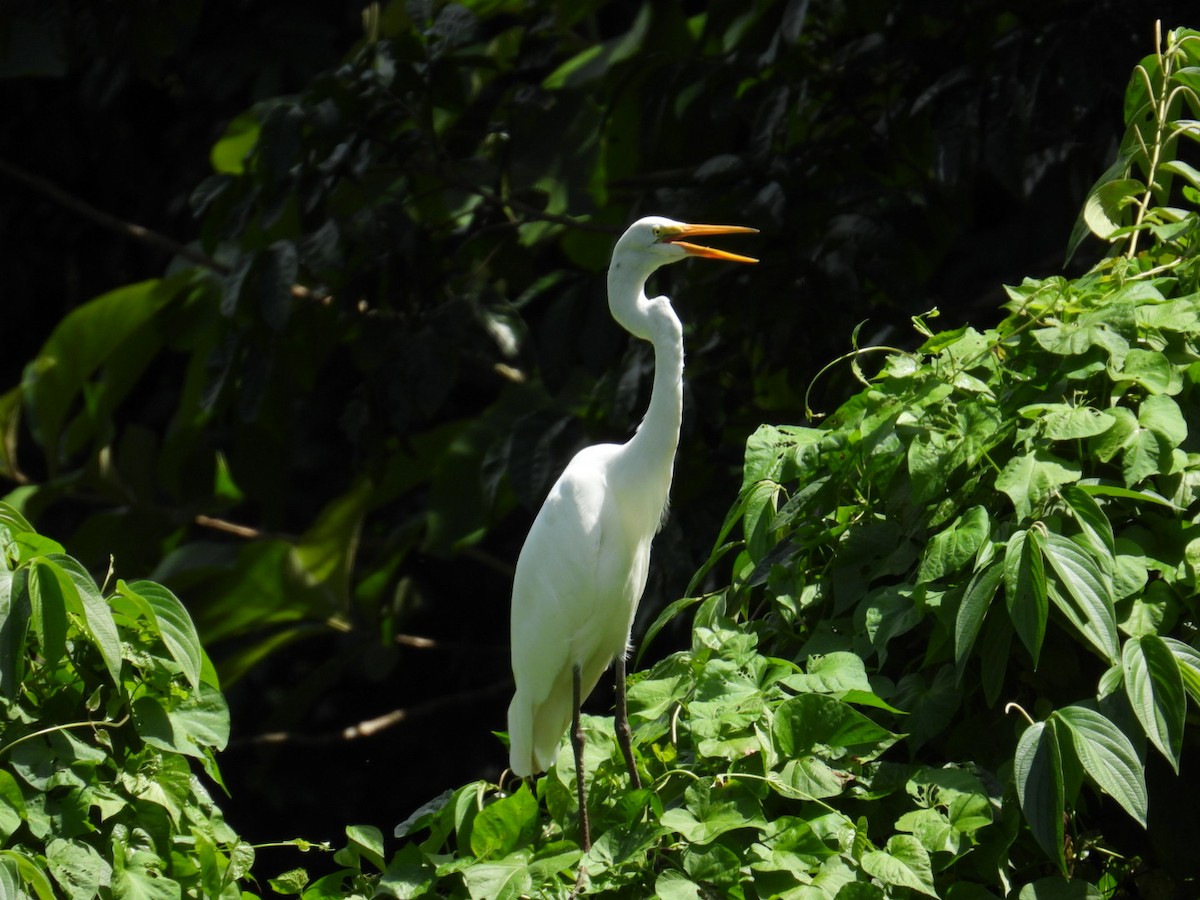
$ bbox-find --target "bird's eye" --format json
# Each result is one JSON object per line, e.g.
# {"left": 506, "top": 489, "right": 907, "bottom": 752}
{"left": 651, "top": 227, "right": 661, "bottom": 239}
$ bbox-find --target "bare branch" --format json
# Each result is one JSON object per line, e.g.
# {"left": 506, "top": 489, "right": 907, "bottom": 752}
{"left": 233, "top": 681, "right": 510, "bottom": 747}
{"left": 0, "top": 157, "right": 231, "bottom": 276}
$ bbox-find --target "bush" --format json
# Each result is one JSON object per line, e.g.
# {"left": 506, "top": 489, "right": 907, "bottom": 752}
{"left": 0, "top": 503, "right": 250, "bottom": 898}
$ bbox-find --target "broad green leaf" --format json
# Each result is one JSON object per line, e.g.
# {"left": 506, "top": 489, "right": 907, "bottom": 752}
{"left": 1074, "top": 480, "right": 1178, "bottom": 509}
{"left": 744, "top": 480, "right": 782, "bottom": 562}
{"left": 655, "top": 869, "right": 702, "bottom": 899}
{"left": 771, "top": 757, "right": 850, "bottom": 800}
{"left": 46, "top": 838, "right": 111, "bottom": 900}
{"left": 1014, "top": 720, "right": 1066, "bottom": 872}
{"left": 41, "top": 556, "right": 123, "bottom": 687}
{"left": 132, "top": 681, "right": 230, "bottom": 758}
{"left": 860, "top": 835, "right": 937, "bottom": 897}
{"left": 917, "top": 505, "right": 989, "bottom": 584}
{"left": 955, "top": 561, "right": 1004, "bottom": 682}
{"left": 1110, "top": 348, "right": 1179, "bottom": 394}
{"left": 773, "top": 694, "right": 899, "bottom": 763}
{"left": 1122, "top": 635, "right": 1185, "bottom": 771}
{"left": 1022, "top": 404, "right": 1115, "bottom": 440}
{"left": 0, "top": 569, "right": 31, "bottom": 699}
{"left": 1162, "top": 636, "right": 1200, "bottom": 704}
{"left": 1004, "top": 529, "right": 1047, "bottom": 665}
{"left": 1061, "top": 485, "right": 1116, "bottom": 562}
{"left": 1081, "top": 178, "right": 1144, "bottom": 239}
{"left": 111, "top": 865, "right": 182, "bottom": 900}
{"left": 469, "top": 784, "right": 537, "bottom": 860}
{"left": 1091, "top": 407, "right": 1140, "bottom": 463}
{"left": 210, "top": 110, "right": 260, "bottom": 174}
{"left": 1040, "top": 531, "right": 1119, "bottom": 663}
{"left": 20, "top": 277, "right": 180, "bottom": 462}
{"left": 1017, "top": 876, "right": 1103, "bottom": 899}
{"left": 116, "top": 580, "right": 203, "bottom": 691}
{"left": 1138, "top": 393, "right": 1188, "bottom": 446}
{"left": 787, "top": 651, "right": 873, "bottom": 695}
{"left": 1053, "top": 705, "right": 1147, "bottom": 826}
{"left": 659, "top": 780, "right": 766, "bottom": 844}
{"left": 28, "top": 562, "right": 68, "bottom": 672}
{"left": 0, "top": 849, "right": 56, "bottom": 900}
{"left": 996, "top": 451, "right": 1081, "bottom": 521}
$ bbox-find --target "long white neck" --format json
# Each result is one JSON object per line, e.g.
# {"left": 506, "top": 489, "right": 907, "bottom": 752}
{"left": 606, "top": 262, "right": 684, "bottom": 521}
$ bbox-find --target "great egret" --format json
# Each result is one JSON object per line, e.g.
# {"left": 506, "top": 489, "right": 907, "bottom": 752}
{"left": 507, "top": 216, "right": 758, "bottom": 849}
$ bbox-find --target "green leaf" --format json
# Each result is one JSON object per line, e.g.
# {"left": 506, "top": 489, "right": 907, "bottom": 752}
{"left": 917, "top": 505, "right": 989, "bottom": 584}
{"left": 0, "top": 849, "right": 57, "bottom": 900}
{"left": 1082, "top": 178, "right": 1144, "bottom": 239}
{"left": 1004, "top": 529, "right": 1048, "bottom": 665}
{"left": 860, "top": 835, "right": 937, "bottom": 897}
{"left": 1061, "top": 486, "right": 1116, "bottom": 563}
{"left": 46, "top": 838, "right": 111, "bottom": 900}
{"left": 41, "top": 556, "right": 123, "bottom": 687}
{"left": 469, "top": 784, "right": 537, "bottom": 860}
{"left": 343, "top": 824, "right": 387, "bottom": 871}
{"left": 655, "top": 869, "right": 702, "bottom": 900}
{"left": 955, "top": 561, "right": 1004, "bottom": 682}
{"left": 1040, "top": 531, "right": 1119, "bottom": 663}
{"left": 210, "top": 110, "right": 261, "bottom": 175}
{"left": 267, "top": 867, "right": 308, "bottom": 894}
{"left": 1162, "top": 636, "right": 1200, "bottom": 704}
{"left": 659, "top": 780, "right": 766, "bottom": 844}
{"left": 28, "top": 562, "right": 68, "bottom": 671}
{"left": 132, "top": 682, "right": 230, "bottom": 758}
{"left": 1122, "top": 635, "right": 1185, "bottom": 771}
{"left": 1138, "top": 393, "right": 1188, "bottom": 446}
{"left": 458, "top": 853, "right": 534, "bottom": 900}
{"left": 1053, "top": 705, "right": 1147, "bottom": 826}
{"left": 788, "top": 651, "right": 873, "bottom": 695}
{"left": 772, "top": 694, "right": 899, "bottom": 763}
{"left": 1014, "top": 720, "right": 1066, "bottom": 872}
{"left": 996, "top": 451, "right": 1081, "bottom": 521}
{"left": 1017, "top": 875, "right": 1103, "bottom": 899}
{"left": 20, "top": 278, "right": 179, "bottom": 463}
{"left": 1024, "top": 404, "right": 1115, "bottom": 440}
{"left": 378, "top": 842, "right": 435, "bottom": 899}
{"left": 116, "top": 580, "right": 203, "bottom": 690}
{"left": 1110, "top": 348, "right": 1178, "bottom": 394}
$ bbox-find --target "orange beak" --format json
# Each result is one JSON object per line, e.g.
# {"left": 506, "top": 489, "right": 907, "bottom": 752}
{"left": 659, "top": 223, "right": 759, "bottom": 263}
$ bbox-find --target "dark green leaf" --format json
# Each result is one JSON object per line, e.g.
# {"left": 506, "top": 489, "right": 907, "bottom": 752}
{"left": 1040, "top": 531, "right": 1119, "bottom": 663}
{"left": 955, "top": 562, "right": 1004, "bottom": 682}
{"left": 1053, "top": 705, "right": 1147, "bottom": 826}
{"left": 1122, "top": 635, "right": 1185, "bottom": 771}
{"left": 1014, "top": 720, "right": 1066, "bottom": 872}
{"left": 1004, "top": 529, "right": 1047, "bottom": 665}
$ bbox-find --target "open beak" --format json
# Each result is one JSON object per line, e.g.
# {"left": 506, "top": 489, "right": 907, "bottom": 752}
{"left": 659, "top": 223, "right": 759, "bottom": 263}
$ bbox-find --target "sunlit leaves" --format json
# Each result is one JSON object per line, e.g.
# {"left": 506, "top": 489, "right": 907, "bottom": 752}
{"left": 995, "top": 452, "right": 1080, "bottom": 522}
{"left": 1054, "top": 706, "right": 1146, "bottom": 827}
{"left": 0, "top": 506, "right": 245, "bottom": 899}
{"left": 1040, "top": 531, "right": 1118, "bottom": 664}
{"left": 1122, "top": 635, "right": 1185, "bottom": 771}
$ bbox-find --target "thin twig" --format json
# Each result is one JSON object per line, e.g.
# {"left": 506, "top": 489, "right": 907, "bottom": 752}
{"left": 0, "top": 156, "right": 231, "bottom": 276}
{"left": 233, "top": 681, "right": 510, "bottom": 747}
{"left": 193, "top": 514, "right": 265, "bottom": 539}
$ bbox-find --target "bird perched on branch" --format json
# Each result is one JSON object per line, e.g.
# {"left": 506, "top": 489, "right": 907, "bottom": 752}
{"left": 507, "top": 216, "right": 758, "bottom": 849}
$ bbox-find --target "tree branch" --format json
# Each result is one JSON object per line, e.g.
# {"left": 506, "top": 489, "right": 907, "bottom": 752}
{"left": 0, "top": 156, "right": 231, "bottom": 276}
{"left": 233, "top": 681, "right": 510, "bottom": 747}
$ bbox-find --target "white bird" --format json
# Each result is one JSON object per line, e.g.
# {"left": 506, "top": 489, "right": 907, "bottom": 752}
{"left": 506, "top": 216, "right": 758, "bottom": 849}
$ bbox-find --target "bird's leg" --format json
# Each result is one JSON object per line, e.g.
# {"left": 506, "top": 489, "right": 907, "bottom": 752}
{"left": 614, "top": 655, "right": 641, "bottom": 789}
{"left": 571, "top": 664, "right": 591, "bottom": 852}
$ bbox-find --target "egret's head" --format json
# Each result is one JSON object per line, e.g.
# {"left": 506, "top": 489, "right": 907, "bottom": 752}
{"left": 611, "top": 217, "right": 759, "bottom": 274}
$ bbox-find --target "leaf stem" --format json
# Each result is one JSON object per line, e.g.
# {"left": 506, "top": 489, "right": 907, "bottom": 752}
{"left": 0, "top": 714, "right": 130, "bottom": 758}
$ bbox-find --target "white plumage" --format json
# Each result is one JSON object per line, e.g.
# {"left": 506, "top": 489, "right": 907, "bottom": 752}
{"left": 506, "top": 217, "right": 757, "bottom": 812}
